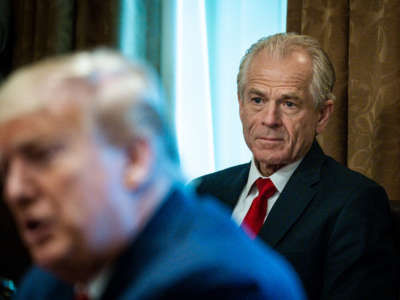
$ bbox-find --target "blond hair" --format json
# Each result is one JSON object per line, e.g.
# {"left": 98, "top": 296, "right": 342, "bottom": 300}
{"left": 0, "top": 49, "right": 179, "bottom": 163}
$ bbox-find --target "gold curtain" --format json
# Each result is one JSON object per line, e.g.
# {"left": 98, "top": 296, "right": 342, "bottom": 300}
{"left": 287, "top": 0, "right": 400, "bottom": 201}
{"left": 11, "top": 0, "right": 121, "bottom": 68}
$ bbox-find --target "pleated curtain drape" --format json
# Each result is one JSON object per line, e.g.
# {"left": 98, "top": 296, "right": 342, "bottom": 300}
{"left": 11, "top": 0, "right": 121, "bottom": 69}
{"left": 287, "top": 0, "right": 400, "bottom": 201}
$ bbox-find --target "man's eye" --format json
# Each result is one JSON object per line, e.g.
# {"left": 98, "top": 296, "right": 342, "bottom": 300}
{"left": 25, "top": 144, "right": 63, "bottom": 164}
{"left": 29, "top": 149, "right": 52, "bottom": 161}
{"left": 0, "top": 160, "right": 9, "bottom": 178}
{"left": 251, "top": 97, "right": 262, "bottom": 104}
{"left": 283, "top": 101, "right": 296, "bottom": 108}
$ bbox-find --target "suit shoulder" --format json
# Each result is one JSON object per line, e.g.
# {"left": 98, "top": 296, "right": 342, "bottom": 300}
{"left": 15, "top": 267, "right": 71, "bottom": 300}
{"left": 316, "top": 156, "right": 390, "bottom": 212}
{"left": 189, "top": 163, "right": 249, "bottom": 190}
{"left": 322, "top": 156, "right": 384, "bottom": 189}
{"left": 168, "top": 197, "right": 306, "bottom": 299}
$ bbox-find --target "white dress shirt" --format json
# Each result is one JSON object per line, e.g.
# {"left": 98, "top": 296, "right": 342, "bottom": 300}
{"left": 75, "top": 266, "right": 112, "bottom": 300}
{"left": 232, "top": 158, "right": 303, "bottom": 225}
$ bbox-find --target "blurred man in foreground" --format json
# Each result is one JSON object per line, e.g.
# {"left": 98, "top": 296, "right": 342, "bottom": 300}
{"left": 0, "top": 50, "right": 306, "bottom": 300}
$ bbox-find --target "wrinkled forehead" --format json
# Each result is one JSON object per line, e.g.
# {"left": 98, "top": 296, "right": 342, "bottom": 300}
{"left": 253, "top": 47, "right": 312, "bottom": 68}
{"left": 247, "top": 48, "right": 313, "bottom": 83}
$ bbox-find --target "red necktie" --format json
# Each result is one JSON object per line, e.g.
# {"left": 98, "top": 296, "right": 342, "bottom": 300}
{"left": 75, "top": 291, "right": 90, "bottom": 300}
{"left": 241, "top": 178, "right": 277, "bottom": 238}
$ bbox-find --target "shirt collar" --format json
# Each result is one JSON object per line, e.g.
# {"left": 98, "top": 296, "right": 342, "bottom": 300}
{"left": 88, "top": 266, "right": 112, "bottom": 300}
{"left": 244, "top": 157, "right": 303, "bottom": 196}
{"left": 75, "top": 265, "right": 113, "bottom": 300}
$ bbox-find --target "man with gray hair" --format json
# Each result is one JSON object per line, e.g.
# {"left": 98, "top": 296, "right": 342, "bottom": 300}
{"left": 193, "top": 32, "right": 398, "bottom": 299}
{"left": 0, "top": 50, "right": 306, "bottom": 300}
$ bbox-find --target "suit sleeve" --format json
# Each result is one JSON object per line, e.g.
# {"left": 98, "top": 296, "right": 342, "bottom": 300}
{"left": 321, "top": 184, "right": 399, "bottom": 300}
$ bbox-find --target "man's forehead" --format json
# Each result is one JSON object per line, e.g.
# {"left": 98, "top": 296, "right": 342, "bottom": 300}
{"left": 254, "top": 47, "right": 311, "bottom": 65}
{"left": 251, "top": 48, "right": 312, "bottom": 77}
{"left": 0, "top": 107, "right": 85, "bottom": 151}
{"left": 0, "top": 58, "right": 101, "bottom": 120}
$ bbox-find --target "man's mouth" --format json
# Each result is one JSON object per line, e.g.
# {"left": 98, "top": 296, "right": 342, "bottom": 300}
{"left": 257, "top": 137, "right": 283, "bottom": 142}
{"left": 26, "top": 219, "right": 41, "bottom": 230}
{"left": 22, "top": 217, "right": 52, "bottom": 246}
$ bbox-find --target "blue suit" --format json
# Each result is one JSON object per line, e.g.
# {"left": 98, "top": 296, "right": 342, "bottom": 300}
{"left": 192, "top": 142, "right": 399, "bottom": 300}
{"left": 14, "top": 186, "right": 306, "bottom": 300}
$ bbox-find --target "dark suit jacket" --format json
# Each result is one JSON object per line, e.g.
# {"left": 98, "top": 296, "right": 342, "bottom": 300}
{"left": 14, "top": 186, "right": 306, "bottom": 300}
{"left": 193, "top": 142, "right": 399, "bottom": 300}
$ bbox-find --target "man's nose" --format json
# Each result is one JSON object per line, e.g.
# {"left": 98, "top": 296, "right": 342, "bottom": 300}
{"left": 261, "top": 102, "right": 282, "bottom": 127}
{"left": 5, "top": 158, "right": 35, "bottom": 207}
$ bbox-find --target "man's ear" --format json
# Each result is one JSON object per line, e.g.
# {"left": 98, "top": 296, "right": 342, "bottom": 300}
{"left": 237, "top": 92, "right": 243, "bottom": 106}
{"left": 124, "top": 137, "right": 153, "bottom": 191}
{"left": 238, "top": 92, "right": 244, "bottom": 121}
{"left": 316, "top": 99, "right": 334, "bottom": 134}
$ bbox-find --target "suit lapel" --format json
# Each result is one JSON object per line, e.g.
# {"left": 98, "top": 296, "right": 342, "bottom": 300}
{"left": 259, "top": 142, "right": 326, "bottom": 247}
{"left": 218, "top": 163, "right": 250, "bottom": 210}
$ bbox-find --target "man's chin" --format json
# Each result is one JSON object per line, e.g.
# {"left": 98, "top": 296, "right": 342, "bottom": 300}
{"left": 30, "top": 242, "right": 69, "bottom": 271}
{"left": 253, "top": 151, "right": 289, "bottom": 166}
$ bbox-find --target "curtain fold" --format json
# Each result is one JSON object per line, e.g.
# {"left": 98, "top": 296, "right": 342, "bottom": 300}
{"left": 75, "top": 0, "right": 121, "bottom": 50}
{"left": 11, "top": 0, "right": 121, "bottom": 69}
{"left": 287, "top": 0, "right": 400, "bottom": 201}
{"left": 12, "top": 0, "right": 75, "bottom": 68}
{"left": 0, "top": 0, "right": 12, "bottom": 81}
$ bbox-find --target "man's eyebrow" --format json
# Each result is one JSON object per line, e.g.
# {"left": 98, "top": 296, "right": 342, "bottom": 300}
{"left": 18, "top": 142, "right": 42, "bottom": 153}
{"left": 281, "top": 93, "right": 301, "bottom": 100}
{"left": 0, "top": 152, "right": 4, "bottom": 168}
{"left": 0, "top": 139, "right": 49, "bottom": 167}
{"left": 247, "top": 88, "right": 265, "bottom": 96}
{"left": 8, "top": 138, "right": 50, "bottom": 156}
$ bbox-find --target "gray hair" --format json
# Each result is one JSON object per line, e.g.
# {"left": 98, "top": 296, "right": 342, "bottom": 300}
{"left": 237, "top": 32, "right": 336, "bottom": 107}
{"left": 0, "top": 49, "right": 179, "bottom": 165}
